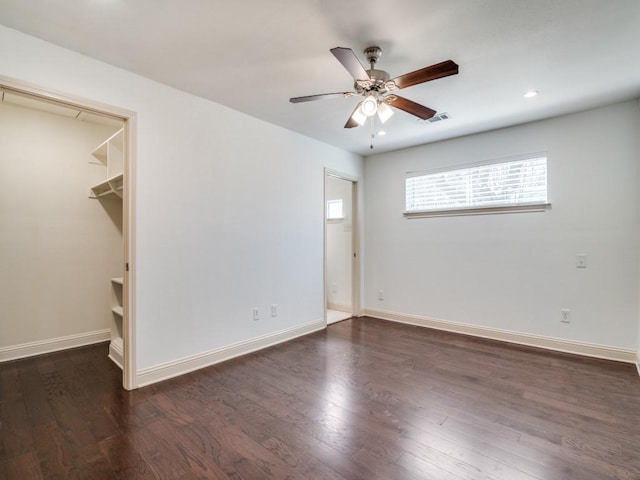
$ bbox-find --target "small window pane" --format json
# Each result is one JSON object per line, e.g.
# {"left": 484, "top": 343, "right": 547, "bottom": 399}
{"left": 327, "top": 199, "right": 343, "bottom": 219}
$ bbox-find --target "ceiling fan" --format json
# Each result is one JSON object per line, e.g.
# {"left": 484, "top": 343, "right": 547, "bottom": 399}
{"left": 289, "top": 46, "right": 459, "bottom": 132}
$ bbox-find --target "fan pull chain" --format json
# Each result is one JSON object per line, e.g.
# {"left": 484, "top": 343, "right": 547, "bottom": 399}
{"left": 370, "top": 116, "right": 375, "bottom": 150}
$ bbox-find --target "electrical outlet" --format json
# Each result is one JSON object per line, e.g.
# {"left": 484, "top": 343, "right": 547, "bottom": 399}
{"left": 253, "top": 308, "right": 260, "bottom": 321}
{"left": 560, "top": 309, "right": 571, "bottom": 323}
{"left": 576, "top": 254, "right": 587, "bottom": 268}
{"left": 378, "top": 290, "right": 384, "bottom": 301}
{"left": 271, "top": 304, "right": 278, "bottom": 317}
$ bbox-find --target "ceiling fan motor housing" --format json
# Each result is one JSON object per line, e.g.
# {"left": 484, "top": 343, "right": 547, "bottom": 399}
{"left": 355, "top": 69, "right": 396, "bottom": 94}
{"left": 355, "top": 46, "right": 398, "bottom": 95}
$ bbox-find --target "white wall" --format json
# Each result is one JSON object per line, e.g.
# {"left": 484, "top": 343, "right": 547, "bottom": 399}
{"left": 326, "top": 175, "right": 352, "bottom": 311}
{"left": 0, "top": 25, "right": 363, "bottom": 373}
{"left": 0, "top": 102, "right": 121, "bottom": 348}
{"left": 365, "top": 101, "right": 640, "bottom": 350}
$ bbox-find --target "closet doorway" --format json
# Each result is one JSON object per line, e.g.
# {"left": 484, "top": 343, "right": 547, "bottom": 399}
{"left": 0, "top": 77, "right": 136, "bottom": 390}
{"left": 324, "top": 169, "right": 360, "bottom": 324}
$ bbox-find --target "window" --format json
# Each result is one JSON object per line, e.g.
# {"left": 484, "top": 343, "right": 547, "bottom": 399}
{"left": 405, "top": 155, "right": 548, "bottom": 217}
{"left": 326, "top": 199, "right": 344, "bottom": 220}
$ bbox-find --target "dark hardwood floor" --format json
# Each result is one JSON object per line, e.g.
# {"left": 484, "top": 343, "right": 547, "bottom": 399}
{"left": 2, "top": 317, "right": 640, "bottom": 479}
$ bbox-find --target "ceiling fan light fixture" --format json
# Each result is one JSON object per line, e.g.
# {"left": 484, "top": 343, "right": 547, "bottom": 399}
{"left": 377, "top": 102, "right": 394, "bottom": 123}
{"left": 360, "top": 95, "right": 378, "bottom": 117}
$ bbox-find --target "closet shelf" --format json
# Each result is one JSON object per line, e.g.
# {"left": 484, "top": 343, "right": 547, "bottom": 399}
{"left": 90, "top": 173, "right": 123, "bottom": 199}
{"left": 92, "top": 128, "right": 123, "bottom": 165}
{"left": 89, "top": 128, "right": 124, "bottom": 199}
{"left": 110, "top": 277, "right": 124, "bottom": 370}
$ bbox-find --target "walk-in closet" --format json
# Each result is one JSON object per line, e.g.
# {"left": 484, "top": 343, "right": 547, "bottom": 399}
{"left": 0, "top": 88, "right": 127, "bottom": 379}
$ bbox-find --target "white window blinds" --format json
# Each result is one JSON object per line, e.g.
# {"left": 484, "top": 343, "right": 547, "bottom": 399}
{"left": 405, "top": 156, "right": 548, "bottom": 215}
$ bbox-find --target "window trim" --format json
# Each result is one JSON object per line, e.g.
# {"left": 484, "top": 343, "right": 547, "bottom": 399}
{"left": 404, "top": 202, "right": 551, "bottom": 218}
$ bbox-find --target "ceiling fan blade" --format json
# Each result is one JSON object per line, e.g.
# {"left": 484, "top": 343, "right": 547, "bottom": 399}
{"left": 289, "top": 92, "right": 352, "bottom": 103}
{"left": 385, "top": 95, "right": 436, "bottom": 120}
{"left": 330, "top": 47, "right": 370, "bottom": 82}
{"left": 344, "top": 103, "right": 362, "bottom": 128}
{"left": 344, "top": 117, "right": 360, "bottom": 129}
{"left": 391, "top": 60, "right": 459, "bottom": 90}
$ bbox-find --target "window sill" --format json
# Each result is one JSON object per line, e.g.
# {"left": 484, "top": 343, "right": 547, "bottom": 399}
{"left": 404, "top": 203, "right": 551, "bottom": 219}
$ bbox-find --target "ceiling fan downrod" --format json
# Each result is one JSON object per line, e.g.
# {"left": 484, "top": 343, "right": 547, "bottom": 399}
{"left": 364, "top": 46, "right": 382, "bottom": 70}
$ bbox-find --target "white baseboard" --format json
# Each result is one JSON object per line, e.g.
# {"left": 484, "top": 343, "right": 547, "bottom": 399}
{"left": 328, "top": 302, "right": 352, "bottom": 313}
{"left": 364, "top": 308, "right": 637, "bottom": 365}
{"left": 0, "top": 329, "right": 111, "bottom": 363}
{"left": 137, "top": 319, "right": 326, "bottom": 387}
{"left": 109, "top": 338, "right": 124, "bottom": 370}
{"left": 636, "top": 352, "right": 640, "bottom": 377}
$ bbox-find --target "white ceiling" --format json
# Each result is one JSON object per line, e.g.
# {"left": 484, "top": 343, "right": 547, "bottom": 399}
{"left": 0, "top": 0, "right": 639, "bottom": 156}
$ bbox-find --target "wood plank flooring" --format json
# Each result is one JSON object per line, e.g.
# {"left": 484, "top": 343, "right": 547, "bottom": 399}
{"left": 2, "top": 317, "right": 640, "bottom": 479}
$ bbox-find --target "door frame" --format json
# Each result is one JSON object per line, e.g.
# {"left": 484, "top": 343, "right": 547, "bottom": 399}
{"left": 324, "top": 168, "right": 361, "bottom": 323}
{"left": 0, "top": 75, "right": 138, "bottom": 390}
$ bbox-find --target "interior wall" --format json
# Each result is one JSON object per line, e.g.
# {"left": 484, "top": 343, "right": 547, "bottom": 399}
{"left": 364, "top": 100, "right": 640, "bottom": 350}
{"left": 326, "top": 175, "right": 352, "bottom": 311}
{"left": 0, "top": 25, "right": 363, "bottom": 372}
{"left": 0, "top": 101, "right": 122, "bottom": 348}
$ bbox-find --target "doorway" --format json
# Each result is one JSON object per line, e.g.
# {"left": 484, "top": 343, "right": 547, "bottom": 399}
{"left": 324, "top": 169, "right": 359, "bottom": 324}
{"left": 0, "top": 76, "right": 137, "bottom": 390}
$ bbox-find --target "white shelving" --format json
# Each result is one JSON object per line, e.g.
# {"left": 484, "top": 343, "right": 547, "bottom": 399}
{"left": 90, "top": 174, "right": 123, "bottom": 198}
{"left": 89, "top": 128, "right": 124, "bottom": 199}
{"left": 90, "top": 127, "right": 126, "bottom": 370}
{"left": 109, "top": 276, "right": 124, "bottom": 369}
